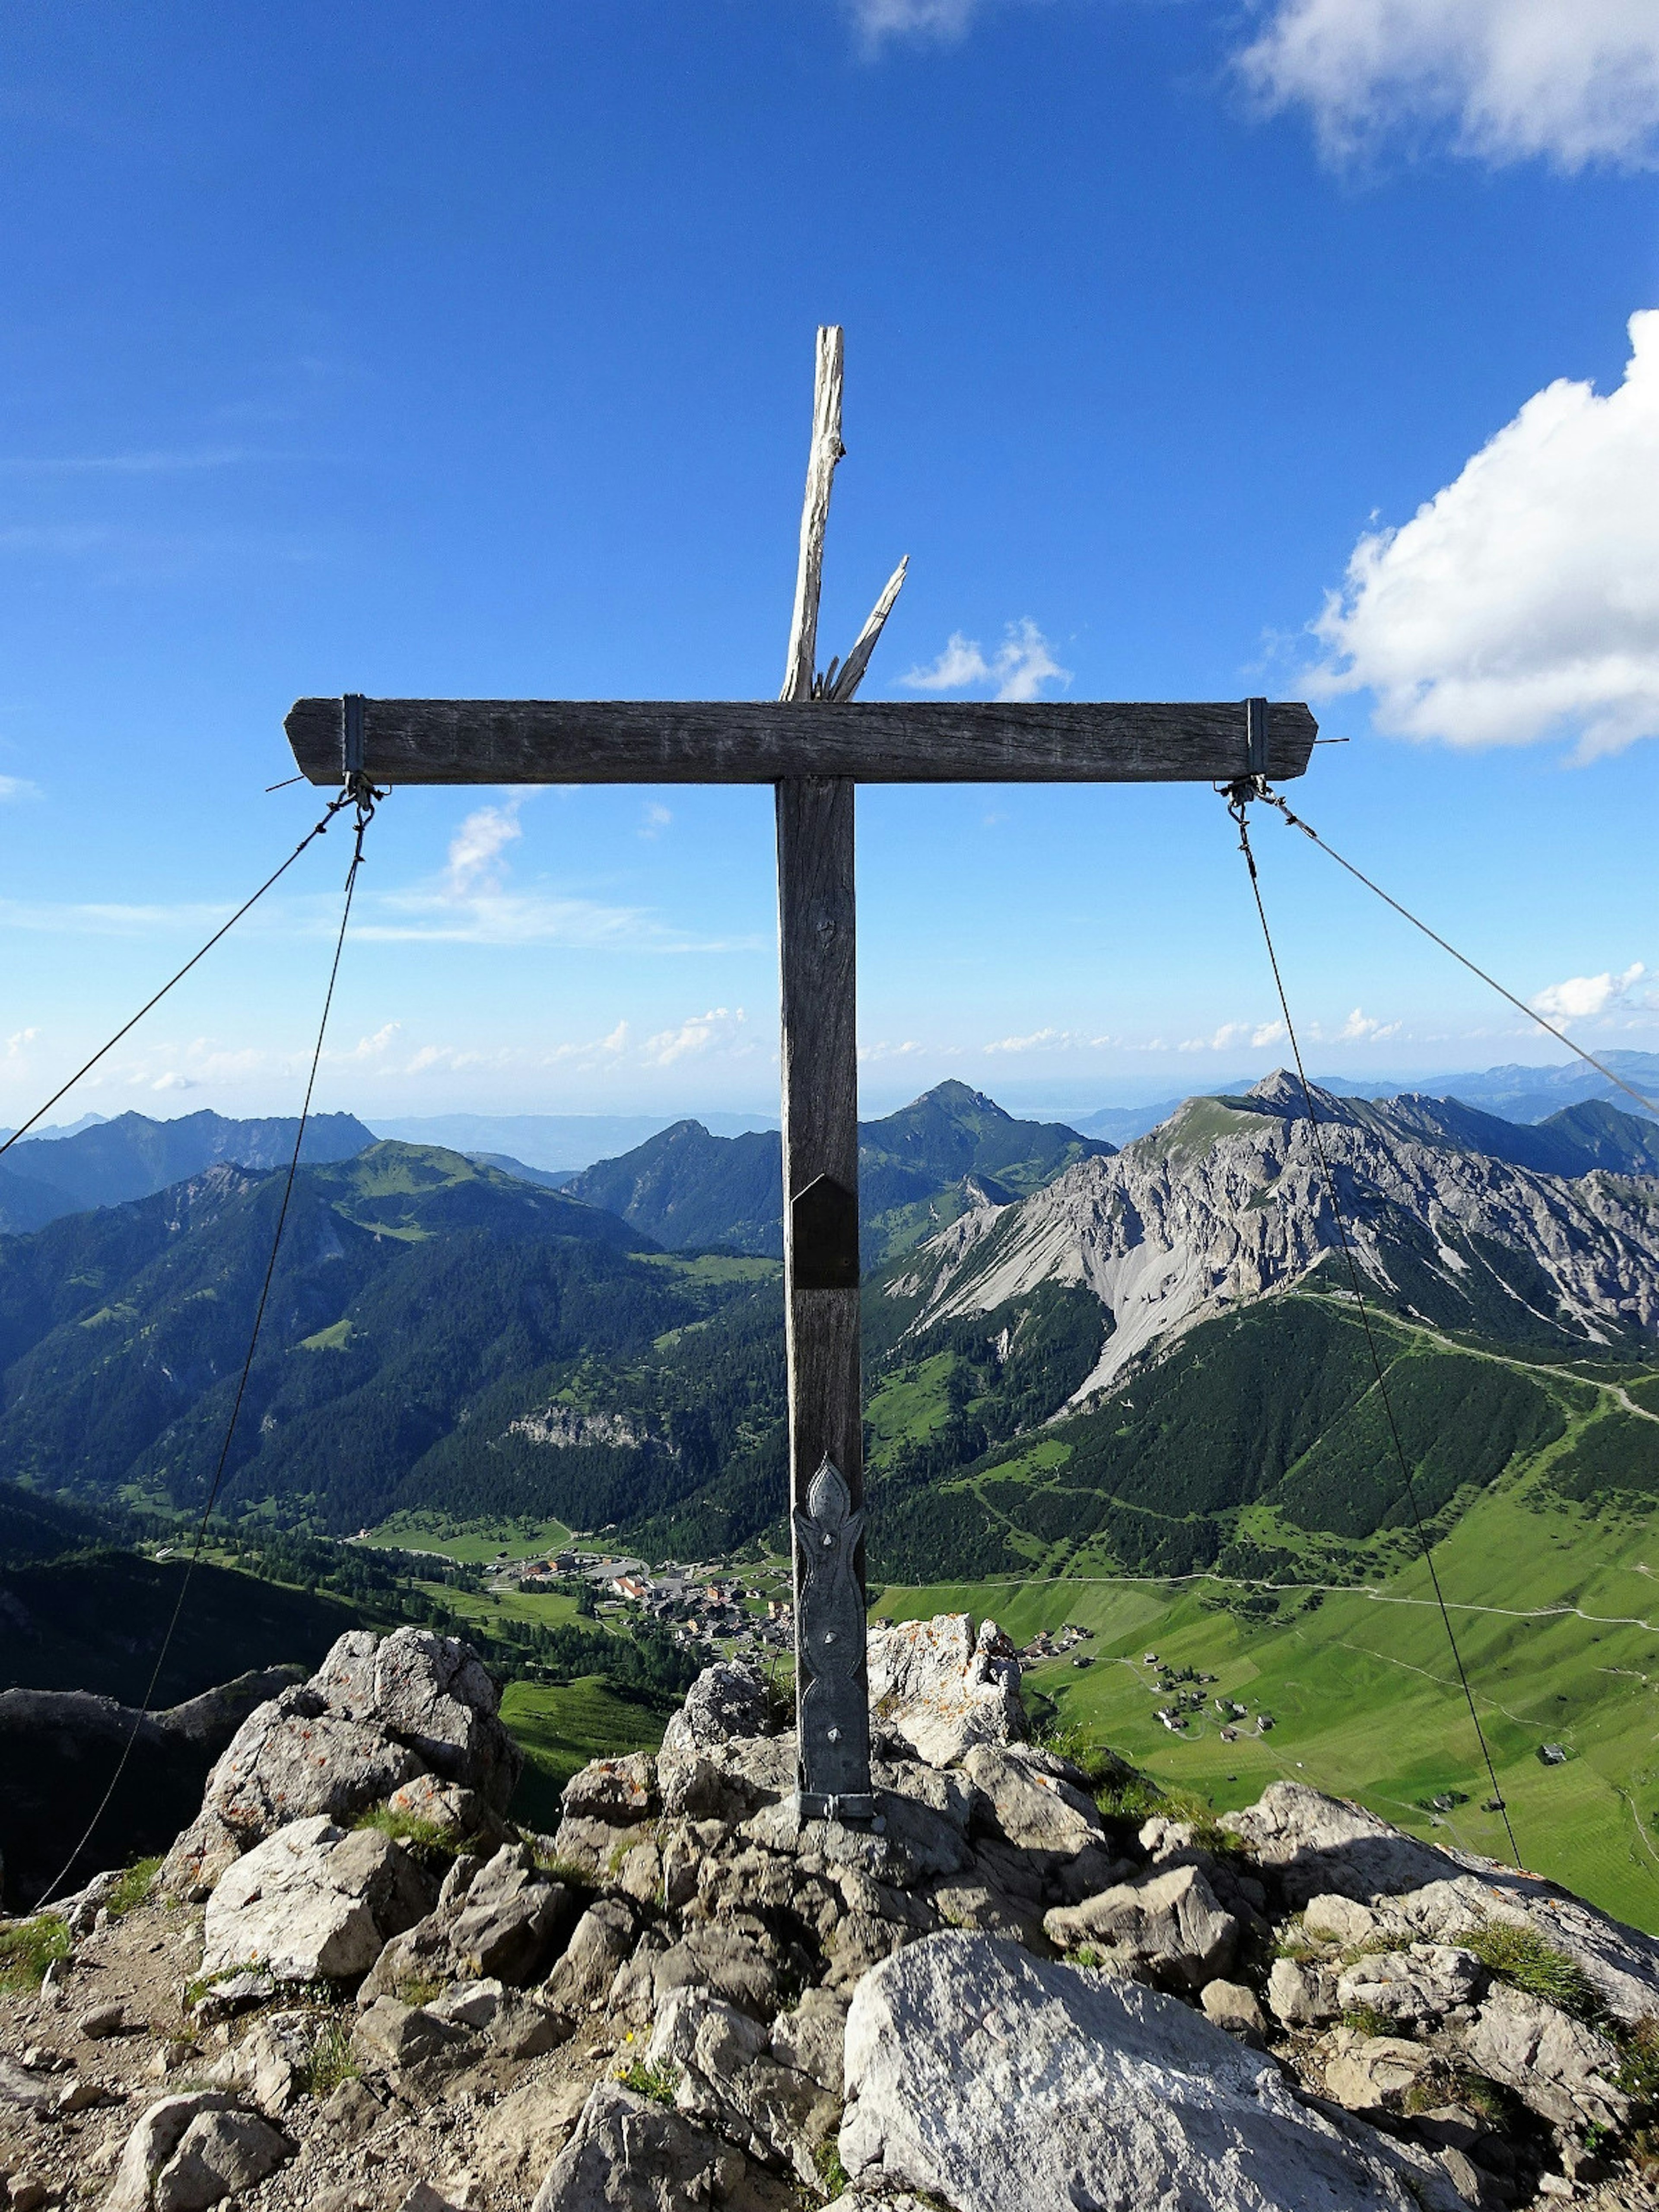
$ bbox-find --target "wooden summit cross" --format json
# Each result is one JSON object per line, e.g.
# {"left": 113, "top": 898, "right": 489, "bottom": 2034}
{"left": 284, "top": 326, "right": 1319, "bottom": 1822}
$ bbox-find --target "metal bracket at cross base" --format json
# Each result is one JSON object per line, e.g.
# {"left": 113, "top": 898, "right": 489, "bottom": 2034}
{"left": 791, "top": 1457, "right": 876, "bottom": 1822}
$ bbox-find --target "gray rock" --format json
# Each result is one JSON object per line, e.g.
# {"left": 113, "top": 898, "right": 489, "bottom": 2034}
{"left": 200, "top": 1814, "right": 432, "bottom": 1983}
{"left": 151, "top": 2108, "right": 292, "bottom": 2211}
{"left": 647, "top": 1986, "right": 836, "bottom": 2187}
{"left": 866, "top": 1613, "right": 1027, "bottom": 1767}
{"left": 559, "top": 1751, "right": 658, "bottom": 1824}
{"left": 839, "top": 1931, "right": 1460, "bottom": 2212}
{"left": 656, "top": 1732, "right": 794, "bottom": 1825}
{"left": 351, "top": 1997, "right": 470, "bottom": 2075}
{"left": 959, "top": 1743, "right": 1102, "bottom": 1858}
{"left": 530, "top": 2081, "right": 747, "bottom": 2211}
{"left": 659, "top": 1660, "right": 770, "bottom": 1753}
{"left": 448, "top": 1844, "right": 573, "bottom": 1984}
{"left": 1042, "top": 1861, "right": 1240, "bottom": 1990}
{"left": 1322, "top": 2032, "right": 1432, "bottom": 2111}
{"left": 1266, "top": 1957, "right": 1340, "bottom": 2028}
{"left": 318, "top": 2077, "right": 383, "bottom": 2142}
{"left": 102, "top": 2093, "right": 238, "bottom": 2212}
{"left": 769, "top": 1985, "right": 848, "bottom": 2099}
{"left": 1201, "top": 1978, "right": 1268, "bottom": 2043}
{"left": 610, "top": 1923, "right": 780, "bottom": 2023}
{"left": 380, "top": 1771, "right": 506, "bottom": 1850}
{"left": 1336, "top": 1945, "right": 1483, "bottom": 2026}
{"left": 543, "top": 1898, "right": 638, "bottom": 2014}
{"left": 313, "top": 1627, "right": 523, "bottom": 1807}
{"left": 77, "top": 2003, "right": 127, "bottom": 2040}
{"left": 1462, "top": 1983, "right": 1629, "bottom": 2132}
{"left": 1226, "top": 1782, "right": 1659, "bottom": 2027}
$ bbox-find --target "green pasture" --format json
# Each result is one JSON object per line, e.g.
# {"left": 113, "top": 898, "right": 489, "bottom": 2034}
{"left": 502, "top": 1675, "right": 672, "bottom": 1827}
{"left": 360, "top": 1511, "right": 573, "bottom": 1564}
{"left": 416, "top": 1577, "right": 588, "bottom": 1634}
{"left": 882, "top": 1472, "right": 1659, "bottom": 1934}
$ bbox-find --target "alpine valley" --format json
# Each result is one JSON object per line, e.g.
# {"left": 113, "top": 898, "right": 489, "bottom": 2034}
{"left": 6, "top": 1068, "right": 1659, "bottom": 1925}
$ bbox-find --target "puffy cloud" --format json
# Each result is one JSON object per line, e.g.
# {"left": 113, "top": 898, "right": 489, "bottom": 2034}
{"left": 1337, "top": 1007, "right": 1402, "bottom": 1042}
{"left": 859, "top": 1038, "right": 927, "bottom": 1062}
{"left": 1531, "top": 961, "right": 1646, "bottom": 1020}
{"left": 5, "top": 1027, "right": 38, "bottom": 1055}
{"left": 445, "top": 800, "right": 524, "bottom": 895}
{"left": 1309, "top": 311, "right": 1659, "bottom": 757}
{"left": 903, "top": 618, "right": 1070, "bottom": 703}
{"left": 1181, "top": 1020, "right": 1288, "bottom": 1052}
{"left": 1238, "top": 0, "right": 1659, "bottom": 170}
{"left": 0, "top": 775, "right": 39, "bottom": 802}
{"left": 642, "top": 1007, "right": 753, "bottom": 1067}
{"left": 851, "top": 0, "right": 982, "bottom": 41}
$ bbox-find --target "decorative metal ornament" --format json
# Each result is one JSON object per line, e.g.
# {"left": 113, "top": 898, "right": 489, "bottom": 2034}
{"left": 791, "top": 1455, "right": 874, "bottom": 1821}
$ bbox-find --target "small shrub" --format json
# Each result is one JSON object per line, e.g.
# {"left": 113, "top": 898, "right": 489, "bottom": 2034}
{"left": 1618, "top": 2017, "right": 1659, "bottom": 2108}
{"left": 815, "top": 2139, "right": 851, "bottom": 2195}
{"left": 106, "top": 1856, "right": 164, "bottom": 1919}
{"left": 395, "top": 1975, "right": 448, "bottom": 2008}
{"left": 531, "top": 1850, "right": 592, "bottom": 1888}
{"left": 615, "top": 2059, "right": 680, "bottom": 2107}
{"left": 353, "top": 1808, "right": 461, "bottom": 1857}
{"left": 1465, "top": 1923, "right": 1599, "bottom": 2021}
{"left": 1341, "top": 2007, "right": 1397, "bottom": 2039}
{"left": 299, "top": 2019, "right": 359, "bottom": 2099}
{"left": 1095, "top": 1774, "right": 1174, "bottom": 1824}
{"left": 0, "top": 1914, "right": 71, "bottom": 1994}
{"left": 1068, "top": 1946, "right": 1105, "bottom": 1970}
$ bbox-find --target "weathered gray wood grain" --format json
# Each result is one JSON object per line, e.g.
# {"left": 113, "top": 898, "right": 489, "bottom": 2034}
{"left": 781, "top": 326, "right": 844, "bottom": 705}
{"left": 826, "top": 553, "right": 909, "bottom": 702}
{"left": 777, "top": 775, "right": 869, "bottom": 1802}
{"left": 284, "top": 696, "right": 1319, "bottom": 785}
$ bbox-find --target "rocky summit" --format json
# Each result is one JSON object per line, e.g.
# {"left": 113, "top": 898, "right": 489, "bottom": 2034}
{"left": 6, "top": 1624, "right": 1659, "bottom": 2212}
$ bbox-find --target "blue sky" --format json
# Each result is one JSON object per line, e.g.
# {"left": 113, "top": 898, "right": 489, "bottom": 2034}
{"left": 0, "top": 0, "right": 1656, "bottom": 1125}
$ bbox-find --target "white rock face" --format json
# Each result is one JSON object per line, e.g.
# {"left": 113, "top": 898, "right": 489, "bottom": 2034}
{"left": 1043, "top": 1862, "right": 1239, "bottom": 1990}
{"left": 1228, "top": 1780, "right": 1659, "bottom": 2024}
{"left": 839, "top": 1931, "right": 1461, "bottom": 2212}
{"left": 866, "top": 1614, "right": 1025, "bottom": 1766}
{"left": 889, "top": 1074, "right": 1659, "bottom": 1394}
{"left": 200, "top": 1816, "right": 430, "bottom": 1984}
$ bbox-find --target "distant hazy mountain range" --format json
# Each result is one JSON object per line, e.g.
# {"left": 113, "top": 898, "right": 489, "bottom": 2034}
{"left": 0, "top": 1109, "right": 375, "bottom": 1234}
{"left": 3, "top": 1062, "right": 1656, "bottom": 1589}
{"left": 563, "top": 1080, "right": 1110, "bottom": 1260}
{"left": 365, "top": 1109, "right": 775, "bottom": 1172}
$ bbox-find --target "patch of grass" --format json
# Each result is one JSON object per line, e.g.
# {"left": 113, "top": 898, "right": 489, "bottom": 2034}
{"left": 106, "top": 1856, "right": 163, "bottom": 1918}
{"left": 1618, "top": 2018, "right": 1659, "bottom": 2108}
{"left": 529, "top": 1848, "right": 594, "bottom": 1889}
{"left": 1067, "top": 1946, "right": 1105, "bottom": 1970}
{"left": 0, "top": 1913, "right": 71, "bottom": 1993}
{"left": 353, "top": 1806, "right": 464, "bottom": 1856}
{"left": 615, "top": 2058, "right": 680, "bottom": 2107}
{"left": 1341, "top": 2006, "right": 1399, "bottom": 2038}
{"left": 395, "top": 1974, "right": 449, "bottom": 2008}
{"left": 1464, "top": 1922, "right": 1599, "bottom": 2019}
{"left": 814, "top": 2139, "right": 850, "bottom": 2195}
{"left": 1095, "top": 1773, "right": 1176, "bottom": 1823}
{"left": 299, "top": 2018, "right": 359, "bottom": 2099}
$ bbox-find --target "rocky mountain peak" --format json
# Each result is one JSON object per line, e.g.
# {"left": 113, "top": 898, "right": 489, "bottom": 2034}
{"left": 8, "top": 1622, "right": 1659, "bottom": 2211}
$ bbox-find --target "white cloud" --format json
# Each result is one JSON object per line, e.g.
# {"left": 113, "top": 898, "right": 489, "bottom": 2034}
{"left": 445, "top": 800, "right": 524, "bottom": 895}
{"left": 1532, "top": 960, "right": 1646, "bottom": 1020}
{"left": 1182, "top": 1020, "right": 1288, "bottom": 1053}
{"left": 903, "top": 618, "right": 1070, "bottom": 703}
{"left": 639, "top": 802, "right": 672, "bottom": 840}
{"left": 1308, "top": 310, "right": 1659, "bottom": 758}
{"left": 852, "top": 0, "right": 981, "bottom": 42}
{"left": 5, "top": 1027, "right": 38, "bottom": 1056}
{"left": 0, "top": 775, "right": 40, "bottom": 802}
{"left": 859, "top": 1039, "right": 927, "bottom": 1062}
{"left": 1238, "top": 0, "right": 1659, "bottom": 170}
{"left": 642, "top": 1007, "right": 754, "bottom": 1067}
{"left": 150, "top": 1071, "right": 196, "bottom": 1092}
{"left": 1337, "top": 1007, "right": 1403, "bottom": 1042}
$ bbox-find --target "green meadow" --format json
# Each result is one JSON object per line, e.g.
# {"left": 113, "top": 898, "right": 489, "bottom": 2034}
{"left": 502, "top": 1675, "right": 673, "bottom": 1827}
{"left": 360, "top": 1510, "right": 574, "bottom": 1564}
{"left": 879, "top": 1466, "right": 1659, "bottom": 1933}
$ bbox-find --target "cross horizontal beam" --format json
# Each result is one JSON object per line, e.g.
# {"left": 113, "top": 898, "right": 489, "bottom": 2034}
{"left": 285, "top": 696, "right": 1317, "bottom": 788}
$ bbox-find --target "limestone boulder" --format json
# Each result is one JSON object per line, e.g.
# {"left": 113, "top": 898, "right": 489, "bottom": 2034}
{"left": 839, "top": 1931, "right": 1461, "bottom": 2212}
{"left": 1461, "top": 1983, "right": 1629, "bottom": 2133}
{"left": 541, "top": 1898, "right": 638, "bottom": 2015}
{"left": 866, "top": 1613, "right": 1027, "bottom": 1767}
{"left": 447, "top": 1843, "right": 575, "bottom": 1984}
{"left": 1322, "top": 2032, "right": 1432, "bottom": 2112}
{"left": 530, "top": 2082, "right": 746, "bottom": 2212}
{"left": 646, "top": 1986, "right": 838, "bottom": 2187}
{"left": 102, "top": 2093, "right": 238, "bottom": 2212}
{"left": 1042, "top": 1861, "right": 1239, "bottom": 1990}
{"left": 150, "top": 2107, "right": 292, "bottom": 2212}
{"left": 199, "top": 1815, "right": 432, "bottom": 1985}
{"left": 1335, "top": 1944, "right": 1483, "bottom": 2027}
{"left": 559, "top": 1751, "right": 657, "bottom": 1824}
{"left": 1266, "top": 1957, "right": 1340, "bottom": 2028}
{"left": 311, "top": 1627, "right": 522, "bottom": 1808}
